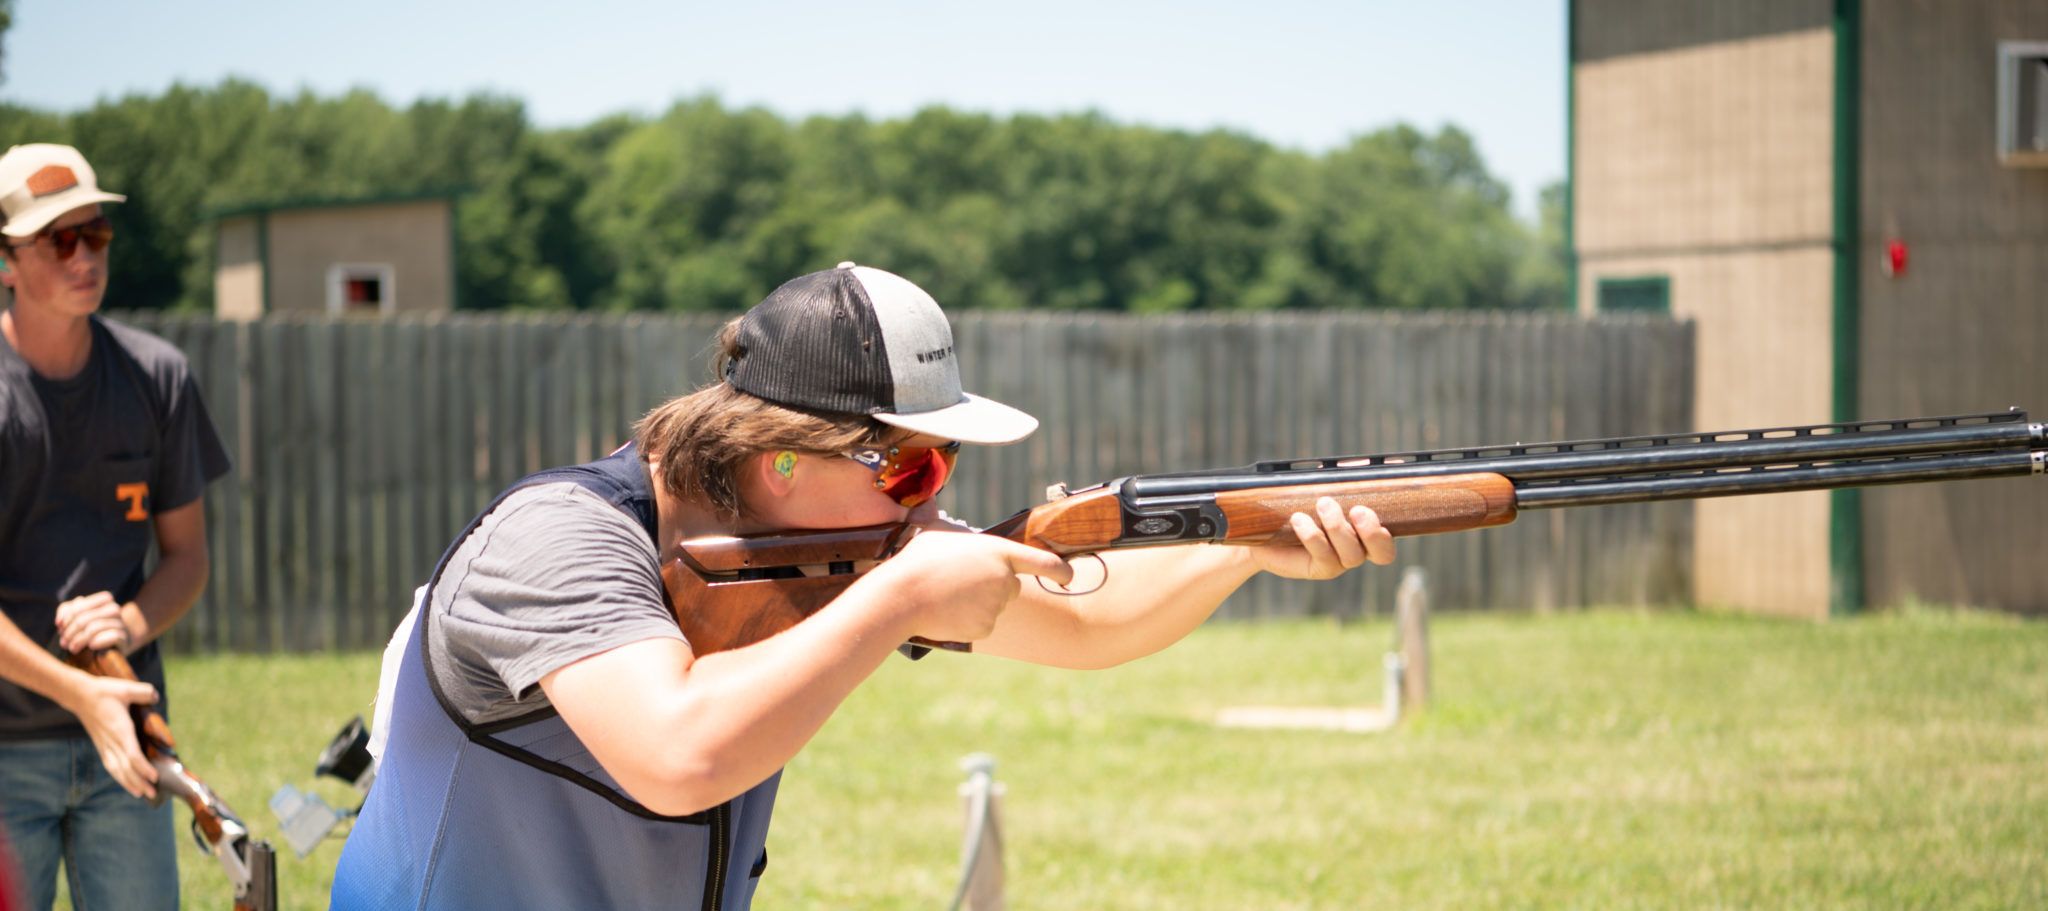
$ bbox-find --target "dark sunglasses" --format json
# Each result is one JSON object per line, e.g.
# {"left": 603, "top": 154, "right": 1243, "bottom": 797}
{"left": 9, "top": 216, "right": 114, "bottom": 259}
{"left": 842, "top": 441, "right": 962, "bottom": 507}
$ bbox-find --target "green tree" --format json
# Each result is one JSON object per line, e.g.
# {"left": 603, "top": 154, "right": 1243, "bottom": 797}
{"left": 1510, "top": 180, "right": 1571, "bottom": 310}
{"left": 0, "top": 0, "right": 12, "bottom": 87}
{"left": 2, "top": 82, "right": 1552, "bottom": 314}
{"left": 581, "top": 98, "right": 799, "bottom": 311}
{"left": 1255, "top": 125, "right": 1526, "bottom": 310}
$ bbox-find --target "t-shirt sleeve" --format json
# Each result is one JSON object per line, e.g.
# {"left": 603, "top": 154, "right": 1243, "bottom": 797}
{"left": 435, "top": 484, "right": 683, "bottom": 710}
{"left": 152, "top": 371, "right": 231, "bottom": 512}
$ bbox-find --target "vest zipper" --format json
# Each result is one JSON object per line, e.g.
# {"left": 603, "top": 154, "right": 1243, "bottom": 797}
{"left": 702, "top": 801, "right": 732, "bottom": 911}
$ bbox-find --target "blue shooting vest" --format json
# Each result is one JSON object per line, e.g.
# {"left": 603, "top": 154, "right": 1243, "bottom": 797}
{"left": 332, "top": 445, "right": 779, "bottom": 911}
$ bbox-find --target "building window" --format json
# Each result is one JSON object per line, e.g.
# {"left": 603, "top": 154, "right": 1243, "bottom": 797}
{"left": 1997, "top": 41, "right": 2048, "bottom": 167}
{"left": 327, "top": 263, "right": 396, "bottom": 316}
{"left": 1597, "top": 275, "right": 1670, "bottom": 313}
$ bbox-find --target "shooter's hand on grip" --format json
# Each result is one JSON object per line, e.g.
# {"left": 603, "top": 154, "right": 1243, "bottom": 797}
{"left": 54, "top": 590, "right": 140, "bottom": 655}
{"left": 861, "top": 528, "right": 1075, "bottom": 645}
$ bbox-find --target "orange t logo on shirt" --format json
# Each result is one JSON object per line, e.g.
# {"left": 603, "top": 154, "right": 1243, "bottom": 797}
{"left": 116, "top": 483, "right": 149, "bottom": 521}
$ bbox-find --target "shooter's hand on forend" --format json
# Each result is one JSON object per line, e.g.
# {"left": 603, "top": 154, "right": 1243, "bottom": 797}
{"left": 1248, "top": 498, "right": 1398, "bottom": 581}
{"left": 59, "top": 649, "right": 161, "bottom": 800}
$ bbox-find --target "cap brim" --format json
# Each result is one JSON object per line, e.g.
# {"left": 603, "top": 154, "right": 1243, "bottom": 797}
{"left": 2, "top": 190, "right": 126, "bottom": 238}
{"left": 874, "top": 393, "right": 1039, "bottom": 445}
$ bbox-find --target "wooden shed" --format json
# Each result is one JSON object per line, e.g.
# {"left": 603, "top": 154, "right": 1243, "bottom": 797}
{"left": 211, "top": 191, "right": 461, "bottom": 319}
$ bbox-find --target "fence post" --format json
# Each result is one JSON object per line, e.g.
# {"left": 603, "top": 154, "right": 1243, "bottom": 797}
{"left": 951, "top": 753, "right": 1004, "bottom": 911}
{"left": 1396, "top": 566, "right": 1431, "bottom": 714}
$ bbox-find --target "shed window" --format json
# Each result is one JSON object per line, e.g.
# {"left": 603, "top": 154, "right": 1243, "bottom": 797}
{"left": 1597, "top": 275, "right": 1670, "bottom": 313}
{"left": 327, "top": 264, "right": 396, "bottom": 316}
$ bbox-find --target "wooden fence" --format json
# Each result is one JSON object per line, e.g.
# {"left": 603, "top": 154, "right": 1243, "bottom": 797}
{"left": 118, "top": 311, "right": 1697, "bottom": 654}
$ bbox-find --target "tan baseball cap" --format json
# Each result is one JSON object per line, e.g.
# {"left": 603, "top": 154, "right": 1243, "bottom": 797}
{"left": 0, "top": 144, "right": 126, "bottom": 238}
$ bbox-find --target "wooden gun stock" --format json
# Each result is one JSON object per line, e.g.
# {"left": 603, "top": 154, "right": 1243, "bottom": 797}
{"left": 661, "top": 523, "right": 927, "bottom": 655}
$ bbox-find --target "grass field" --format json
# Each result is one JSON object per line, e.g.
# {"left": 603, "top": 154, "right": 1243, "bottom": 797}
{"left": 129, "top": 607, "right": 2047, "bottom": 910}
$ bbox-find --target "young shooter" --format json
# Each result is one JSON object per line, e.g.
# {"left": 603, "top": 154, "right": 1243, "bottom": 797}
{"left": 0, "top": 144, "right": 231, "bottom": 911}
{"left": 332, "top": 263, "right": 1393, "bottom": 910}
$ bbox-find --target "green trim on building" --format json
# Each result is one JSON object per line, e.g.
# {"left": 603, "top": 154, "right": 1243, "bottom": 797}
{"left": 1597, "top": 275, "right": 1671, "bottom": 313}
{"left": 1830, "top": 0, "right": 1864, "bottom": 617}
{"left": 446, "top": 199, "right": 461, "bottom": 311}
{"left": 256, "top": 211, "right": 272, "bottom": 315}
{"left": 201, "top": 187, "right": 470, "bottom": 222}
{"left": 1565, "top": 0, "right": 1578, "bottom": 311}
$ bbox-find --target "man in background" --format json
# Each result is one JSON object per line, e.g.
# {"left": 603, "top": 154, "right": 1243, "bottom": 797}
{"left": 0, "top": 143, "right": 230, "bottom": 911}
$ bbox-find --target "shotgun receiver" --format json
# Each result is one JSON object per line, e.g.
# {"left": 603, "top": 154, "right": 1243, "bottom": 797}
{"left": 68, "top": 649, "right": 278, "bottom": 911}
{"left": 662, "top": 409, "right": 2046, "bottom": 655}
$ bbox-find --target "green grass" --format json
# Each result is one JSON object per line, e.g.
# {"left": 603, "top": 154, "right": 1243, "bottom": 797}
{"left": 127, "top": 608, "right": 2047, "bottom": 910}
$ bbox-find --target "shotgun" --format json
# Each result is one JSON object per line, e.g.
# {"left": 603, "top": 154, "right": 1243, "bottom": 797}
{"left": 68, "top": 648, "right": 277, "bottom": 911}
{"left": 661, "top": 409, "right": 2046, "bottom": 655}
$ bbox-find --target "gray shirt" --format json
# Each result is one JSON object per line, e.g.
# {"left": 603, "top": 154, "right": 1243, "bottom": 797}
{"left": 425, "top": 482, "right": 684, "bottom": 726}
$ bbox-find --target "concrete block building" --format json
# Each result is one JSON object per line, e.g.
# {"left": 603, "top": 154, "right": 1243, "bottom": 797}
{"left": 1570, "top": 0, "right": 2048, "bottom": 616}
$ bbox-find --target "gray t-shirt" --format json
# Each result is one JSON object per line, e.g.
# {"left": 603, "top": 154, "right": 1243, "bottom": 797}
{"left": 425, "top": 482, "right": 684, "bottom": 726}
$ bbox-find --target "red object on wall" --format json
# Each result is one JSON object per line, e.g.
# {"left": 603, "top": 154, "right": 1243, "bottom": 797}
{"left": 1885, "top": 240, "right": 1908, "bottom": 277}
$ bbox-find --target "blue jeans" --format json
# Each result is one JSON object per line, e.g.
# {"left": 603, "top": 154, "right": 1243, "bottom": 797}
{"left": 0, "top": 736, "right": 178, "bottom": 911}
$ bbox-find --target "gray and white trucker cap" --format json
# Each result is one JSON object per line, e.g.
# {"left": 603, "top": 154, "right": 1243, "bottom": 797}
{"left": 725, "top": 262, "right": 1038, "bottom": 445}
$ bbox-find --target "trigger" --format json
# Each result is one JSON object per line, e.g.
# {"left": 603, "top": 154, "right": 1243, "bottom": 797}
{"left": 1036, "top": 553, "right": 1107, "bottom": 596}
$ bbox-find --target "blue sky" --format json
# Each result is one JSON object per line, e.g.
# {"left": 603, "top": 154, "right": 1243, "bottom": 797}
{"left": 4, "top": 0, "right": 1566, "bottom": 218}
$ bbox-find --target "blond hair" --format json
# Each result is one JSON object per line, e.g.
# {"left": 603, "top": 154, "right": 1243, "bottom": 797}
{"left": 634, "top": 318, "right": 890, "bottom": 520}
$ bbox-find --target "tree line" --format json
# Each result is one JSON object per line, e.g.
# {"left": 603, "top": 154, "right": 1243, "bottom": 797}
{"left": 0, "top": 79, "right": 1567, "bottom": 313}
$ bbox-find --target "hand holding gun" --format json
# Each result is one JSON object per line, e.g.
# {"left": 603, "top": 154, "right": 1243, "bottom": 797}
{"left": 67, "top": 647, "right": 278, "bottom": 911}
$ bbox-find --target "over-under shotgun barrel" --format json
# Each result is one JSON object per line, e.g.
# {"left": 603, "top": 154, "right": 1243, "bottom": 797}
{"left": 1016, "top": 410, "right": 2043, "bottom": 551}
{"left": 1130, "top": 411, "right": 2043, "bottom": 495}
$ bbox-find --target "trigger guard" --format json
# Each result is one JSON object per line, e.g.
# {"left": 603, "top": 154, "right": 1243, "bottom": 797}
{"left": 1036, "top": 553, "right": 1107, "bottom": 596}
